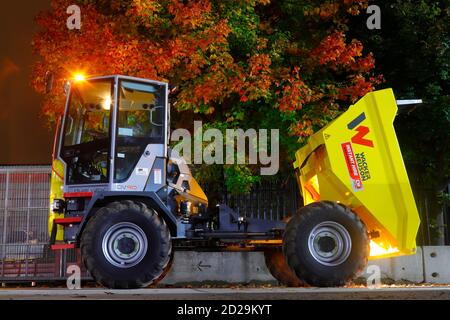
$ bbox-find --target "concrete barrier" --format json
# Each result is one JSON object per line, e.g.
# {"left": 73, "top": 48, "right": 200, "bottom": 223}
{"left": 161, "top": 246, "right": 450, "bottom": 285}
{"left": 423, "top": 246, "right": 450, "bottom": 284}
{"left": 162, "top": 252, "right": 275, "bottom": 285}
{"left": 362, "top": 247, "right": 425, "bottom": 283}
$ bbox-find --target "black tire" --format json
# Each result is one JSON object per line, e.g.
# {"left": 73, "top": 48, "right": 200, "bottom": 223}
{"left": 152, "top": 248, "right": 175, "bottom": 286}
{"left": 264, "top": 249, "right": 304, "bottom": 287}
{"left": 283, "top": 201, "right": 368, "bottom": 287}
{"left": 81, "top": 200, "right": 172, "bottom": 289}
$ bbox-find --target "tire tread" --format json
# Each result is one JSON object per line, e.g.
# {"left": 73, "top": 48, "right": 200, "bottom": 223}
{"left": 81, "top": 200, "right": 172, "bottom": 289}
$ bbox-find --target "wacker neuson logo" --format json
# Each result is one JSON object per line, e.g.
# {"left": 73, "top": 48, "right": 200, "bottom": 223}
{"left": 347, "top": 112, "right": 375, "bottom": 148}
{"left": 342, "top": 112, "right": 374, "bottom": 190}
{"left": 356, "top": 152, "right": 371, "bottom": 181}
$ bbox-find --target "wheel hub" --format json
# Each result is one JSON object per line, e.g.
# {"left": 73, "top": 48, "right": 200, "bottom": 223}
{"left": 102, "top": 222, "right": 148, "bottom": 268}
{"left": 317, "top": 236, "right": 336, "bottom": 253}
{"left": 117, "top": 235, "right": 138, "bottom": 255}
{"left": 308, "top": 221, "right": 352, "bottom": 266}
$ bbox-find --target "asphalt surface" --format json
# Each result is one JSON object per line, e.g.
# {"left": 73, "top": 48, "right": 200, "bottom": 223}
{"left": 0, "top": 286, "right": 449, "bottom": 300}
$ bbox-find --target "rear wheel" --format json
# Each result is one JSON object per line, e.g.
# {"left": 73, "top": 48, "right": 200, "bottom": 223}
{"left": 283, "top": 201, "right": 368, "bottom": 287}
{"left": 264, "top": 249, "right": 303, "bottom": 287}
{"left": 81, "top": 200, "right": 172, "bottom": 289}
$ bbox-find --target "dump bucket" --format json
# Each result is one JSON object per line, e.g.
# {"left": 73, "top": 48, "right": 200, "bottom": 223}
{"left": 293, "top": 89, "right": 420, "bottom": 259}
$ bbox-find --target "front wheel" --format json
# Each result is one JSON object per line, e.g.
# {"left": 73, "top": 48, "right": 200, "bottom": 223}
{"left": 81, "top": 200, "right": 172, "bottom": 289}
{"left": 283, "top": 201, "right": 369, "bottom": 287}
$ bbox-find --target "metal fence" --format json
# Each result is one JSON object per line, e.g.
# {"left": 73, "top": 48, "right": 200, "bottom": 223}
{"left": 0, "top": 166, "right": 86, "bottom": 282}
{"left": 223, "top": 177, "right": 301, "bottom": 221}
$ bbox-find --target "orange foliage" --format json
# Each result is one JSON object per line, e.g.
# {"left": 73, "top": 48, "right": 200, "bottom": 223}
{"left": 32, "top": 0, "right": 381, "bottom": 139}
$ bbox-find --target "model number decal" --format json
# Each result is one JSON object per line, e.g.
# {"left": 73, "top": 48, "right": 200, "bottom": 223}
{"left": 116, "top": 185, "right": 138, "bottom": 191}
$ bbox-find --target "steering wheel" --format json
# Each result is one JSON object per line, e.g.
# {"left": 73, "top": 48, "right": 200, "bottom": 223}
{"left": 76, "top": 150, "right": 107, "bottom": 181}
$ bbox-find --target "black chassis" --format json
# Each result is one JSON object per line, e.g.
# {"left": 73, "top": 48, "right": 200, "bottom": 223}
{"left": 52, "top": 191, "right": 286, "bottom": 249}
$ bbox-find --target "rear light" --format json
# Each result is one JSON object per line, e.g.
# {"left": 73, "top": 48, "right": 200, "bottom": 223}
{"left": 66, "top": 198, "right": 85, "bottom": 211}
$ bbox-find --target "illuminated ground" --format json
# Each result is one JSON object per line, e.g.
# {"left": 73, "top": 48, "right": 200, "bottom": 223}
{"left": 0, "top": 285, "right": 449, "bottom": 300}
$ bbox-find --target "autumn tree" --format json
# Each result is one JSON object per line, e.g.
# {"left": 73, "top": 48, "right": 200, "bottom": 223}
{"left": 32, "top": 0, "right": 380, "bottom": 193}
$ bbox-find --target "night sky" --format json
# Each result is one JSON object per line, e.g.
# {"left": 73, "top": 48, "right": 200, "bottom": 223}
{"left": 0, "top": 1, "right": 52, "bottom": 164}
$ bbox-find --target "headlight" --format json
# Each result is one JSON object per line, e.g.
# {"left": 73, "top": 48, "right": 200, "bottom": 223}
{"left": 51, "top": 199, "right": 65, "bottom": 213}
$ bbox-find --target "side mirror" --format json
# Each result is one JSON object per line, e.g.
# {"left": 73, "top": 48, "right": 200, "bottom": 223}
{"left": 65, "top": 116, "right": 74, "bottom": 137}
{"left": 169, "top": 85, "right": 177, "bottom": 94}
{"left": 45, "top": 71, "right": 54, "bottom": 94}
{"left": 150, "top": 106, "right": 164, "bottom": 127}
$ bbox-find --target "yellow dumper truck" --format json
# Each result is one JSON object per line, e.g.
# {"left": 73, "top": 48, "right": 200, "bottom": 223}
{"left": 48, "top": 75, "right": 420, "bottom": 288}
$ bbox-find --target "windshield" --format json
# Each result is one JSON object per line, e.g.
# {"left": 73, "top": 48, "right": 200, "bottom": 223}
{"left": 61, "top": 79, "right": 113, "bottom": 185}
{"left": 115, "top": 80, "right": 166, "bottom": 182}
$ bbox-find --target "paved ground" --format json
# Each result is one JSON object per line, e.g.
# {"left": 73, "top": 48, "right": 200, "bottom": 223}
{"left": 0, "top": 286, "right": 449, "bottom": 300}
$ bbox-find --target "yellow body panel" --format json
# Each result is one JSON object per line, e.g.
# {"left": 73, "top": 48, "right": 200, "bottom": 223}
{"left": 48, "top": 159, "right": 65, "bottom": 240}
{"left": 294, "top": 89, "right": 420, "bottom": 259}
